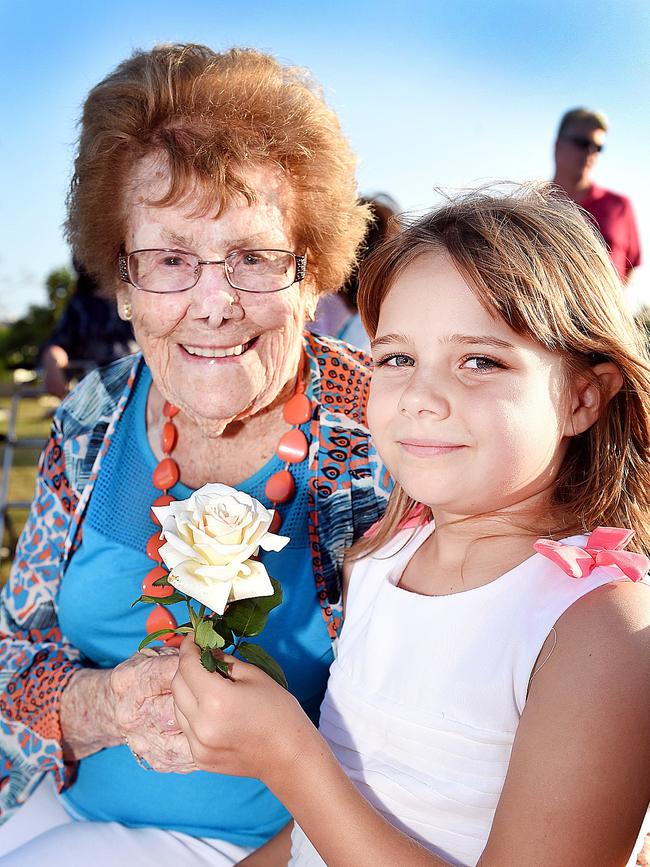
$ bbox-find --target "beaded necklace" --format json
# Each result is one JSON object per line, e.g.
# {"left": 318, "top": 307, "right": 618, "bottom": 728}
{"left": 143, "top": 355, "right": 313, "bottom": 646}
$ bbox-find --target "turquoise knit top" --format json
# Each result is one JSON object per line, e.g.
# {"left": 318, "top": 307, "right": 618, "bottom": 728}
{"left": 57, "top": 363, "right": 333, "bottom": 846}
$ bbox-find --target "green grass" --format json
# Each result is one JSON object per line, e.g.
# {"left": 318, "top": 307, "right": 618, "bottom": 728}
{"left": 0, "top": 393, "right": 55, "bottom": 585}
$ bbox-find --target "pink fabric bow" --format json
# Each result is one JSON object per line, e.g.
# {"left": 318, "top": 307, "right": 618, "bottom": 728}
{"left": 533, "top": 527, "right": 648, "bottom": 583}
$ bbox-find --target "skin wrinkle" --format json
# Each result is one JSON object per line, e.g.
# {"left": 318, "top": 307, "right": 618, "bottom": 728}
{"left": 61, "top": 651, "right": 195, "bottom": 773}
{"left": 118, "top": 156, "right": 314, "bottom": 457}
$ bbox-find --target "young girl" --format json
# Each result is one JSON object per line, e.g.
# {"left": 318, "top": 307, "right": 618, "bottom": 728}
{"left": 171, "top": 185, "right": 650, "bottom": 867}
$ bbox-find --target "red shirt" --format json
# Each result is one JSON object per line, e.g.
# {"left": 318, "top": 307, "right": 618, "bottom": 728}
{"left": 580, "top": 184, "right": 641, "bottom": 280}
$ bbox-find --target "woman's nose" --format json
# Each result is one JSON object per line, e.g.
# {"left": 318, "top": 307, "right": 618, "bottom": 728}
{"left": 188, "top": 265, "right": 244, "bottom": 323}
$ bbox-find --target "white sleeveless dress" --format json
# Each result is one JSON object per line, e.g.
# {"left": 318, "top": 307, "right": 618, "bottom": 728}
{"left": 289, "top": 524, "right": 636, "bottom": 866}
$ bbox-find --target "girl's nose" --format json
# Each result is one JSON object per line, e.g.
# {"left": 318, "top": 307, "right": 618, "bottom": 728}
{"left": 398, "top": 372, "right": 451, "bottom": 419}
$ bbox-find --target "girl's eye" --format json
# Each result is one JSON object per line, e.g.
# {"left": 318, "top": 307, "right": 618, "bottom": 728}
{"left": 462, "top": 355, "right": 505, "bottom": 372}
{"left": 375, "top": 353, "right": 415, "bottom": 368}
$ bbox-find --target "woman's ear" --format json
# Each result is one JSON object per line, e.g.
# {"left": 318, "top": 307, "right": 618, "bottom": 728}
{"left": 116, "top": 286, "right": 133, "bottom": 321}
{"left": 303, "top": 281, "right": 319, "bottom": 322}
{"left": 564, "top": 362, "right": 623, "bottom": 437}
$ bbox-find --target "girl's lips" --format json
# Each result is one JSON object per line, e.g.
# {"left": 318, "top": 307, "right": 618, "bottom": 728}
{"left": 398, "top": 440, "right": 465, "bottom": 457}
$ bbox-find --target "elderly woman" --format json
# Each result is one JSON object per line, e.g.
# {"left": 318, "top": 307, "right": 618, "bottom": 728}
{"left": 0, "top": 44, "right": 389, "bottom": 865}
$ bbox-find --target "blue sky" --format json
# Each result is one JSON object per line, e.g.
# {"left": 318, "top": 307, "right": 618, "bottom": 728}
{"left": 2, "top": 0, "right": 649, "bottom": 319}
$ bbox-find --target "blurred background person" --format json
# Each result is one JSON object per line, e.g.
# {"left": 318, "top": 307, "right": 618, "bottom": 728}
{"left": 552, "top": 107, "right": 641, "bottom": 283}
{"left": 309, "top": 194, "right": 400, "bottom": 351}
{"left": 40, "top": 260, "right": 136, "bottom": 398}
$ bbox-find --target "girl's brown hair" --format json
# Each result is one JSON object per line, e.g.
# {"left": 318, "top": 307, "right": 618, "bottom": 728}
{"left": 66, "top": 43, "right": 369, "bottom": 296}
{"left": 355, "top": 184, "right": 650, "bottom": 556}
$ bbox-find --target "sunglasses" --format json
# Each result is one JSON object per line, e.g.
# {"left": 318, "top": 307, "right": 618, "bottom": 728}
{"left": 562, "top": 135, "right": 604, "bottom": 154}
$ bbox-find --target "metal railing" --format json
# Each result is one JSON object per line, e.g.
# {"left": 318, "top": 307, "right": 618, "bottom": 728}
{"left": 0, "top": 384, "right": 48, "bottom": 565}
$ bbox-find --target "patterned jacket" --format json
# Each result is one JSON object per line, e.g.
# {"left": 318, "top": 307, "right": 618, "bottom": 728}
{"left": 0, "top": 332, "right": 390, "bottom": 823}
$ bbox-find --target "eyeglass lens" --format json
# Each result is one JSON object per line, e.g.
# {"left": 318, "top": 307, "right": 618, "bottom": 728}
{"left": 128, "top": 249, "right": 297, "bottom": 293}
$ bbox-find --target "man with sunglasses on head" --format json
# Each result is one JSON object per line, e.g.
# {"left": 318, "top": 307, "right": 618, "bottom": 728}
{"left": 553, "top": 107, "right": 641, "bottom": 283}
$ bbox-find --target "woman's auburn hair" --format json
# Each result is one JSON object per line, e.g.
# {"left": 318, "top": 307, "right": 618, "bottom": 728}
{"left": 354, "top": 183, "right": 650, "bottom": 557}
{"left": 66, "top": 43, "right": 370, "bottom": 296}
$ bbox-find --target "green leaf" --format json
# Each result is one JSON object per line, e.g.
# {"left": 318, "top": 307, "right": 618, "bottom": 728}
{"left": 134, "top": 592, "right": 187, "bottom": 607}
{"left": 256, "top": 579, "right": 283, "bottom": 615}
{"left": 220, "top": 580, "right": 283, "bottom": 638}
{"left": 195, "top": 619, "right": 225, "bottom": 650}
{"left": 212, "top": 619, "right": 235, "bottom": 649}
{"left": 215, "top": 659, "right": 231, "bottom": 678}
{"left": 137, "top": 628, "right": 177, "bottom": 650}
{"left": 137, "top": 625, "right": 194, "bottom": 651}
{"left": 238, "top": 642, "right": 288, "bottom": 689}
{"left": 188, "top": 605, "right": 198, "bottom": 629}
{"left": 223, "top": 598, "right": 267, "bottom": 637}
{"left": 200, "top": 648, "right": 217, "bottom": 672}
{"left": 152, "top": 575, "right": 173, "bottom": 587}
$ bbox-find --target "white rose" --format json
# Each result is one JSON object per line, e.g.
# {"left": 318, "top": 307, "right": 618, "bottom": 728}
{"left": 152, "top": 483, "right": 289, "bottom": 615}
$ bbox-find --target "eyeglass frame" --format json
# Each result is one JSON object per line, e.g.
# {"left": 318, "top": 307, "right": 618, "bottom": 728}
{"left": 560, "top": 135, "right": 605, "bottom": 155}
{"left": 118, "top": 247, "right": 308, "bottom": 294}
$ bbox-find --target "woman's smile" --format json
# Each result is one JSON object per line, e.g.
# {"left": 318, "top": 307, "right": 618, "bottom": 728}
{"left": 179, "top": 338, "right": 257, "bottom": 361}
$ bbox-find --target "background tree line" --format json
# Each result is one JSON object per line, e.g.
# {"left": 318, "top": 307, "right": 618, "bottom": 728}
{"left": 0, "top": 268, "right": 75, "bottom": 373}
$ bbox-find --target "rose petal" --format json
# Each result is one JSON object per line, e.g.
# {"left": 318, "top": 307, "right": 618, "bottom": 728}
{"left": 151, "top": 502, "right": 175, "bottom": 526}
{"left": 192, "top": 543, "right": 234, "bottom": 567}
{"left": 194, "top": 561, "right": 251, "bottom": 581}
{"left": 159, "top": 530, "right": 207, "bottom": 565}
{"left": 158, "top": 541, "right": 192, "bottom": 571}
{"left": 188, "top": 525, "right": 262, "bottom": 564}
{"left": 161, "top": 513, "right": 194, "bottom": 545}
{"left": 201, "top": 519, "right": 244, "bottom": 546}
{"left": 258, "top": 530, "right": 290, "bottom": 552}
{"left": 197, "top": 486, "right": 256, "bottom": 511}
{"left": 229, "top": 560, "right": 275, "bottom": 602}
{"left": 168, "top": 567, "right": 232, "bottom": 615}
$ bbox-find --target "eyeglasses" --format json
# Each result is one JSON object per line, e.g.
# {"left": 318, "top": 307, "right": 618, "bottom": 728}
{"left": 561, "top": 136, "right": 604, "bottom": 155}
{"left": 119, "top": 248, "right": 307, "bottom": 294}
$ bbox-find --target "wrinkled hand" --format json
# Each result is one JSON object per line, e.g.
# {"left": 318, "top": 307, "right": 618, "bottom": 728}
{"left": 110, "top": 647, "right": 196, "bottom": 773}
{"left": 172, "top": 638, "right": 311, "bottom": 784}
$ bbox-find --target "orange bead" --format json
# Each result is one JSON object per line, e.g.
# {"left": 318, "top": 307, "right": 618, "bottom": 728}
{"left": 151, "top": 494, "right": 175, "bottom": 525}
{"left": 163, "top": 401, "right": 180, "bottom": 418}
{"left": 142, "top": 566, "right": 174, "bottom": 598}
{"left": 265, "top": 469, "right": 295, "bottom": 504}
{"left": 153, "top": 457, "right": 180, "bottom": 490}
{"left": 283, "top": 393, "right": 312, "bottom": 425}
{"left": 269, "top": 511, "right": 282, "bottom": 533}
{"left": 146, "top": 532, "right": 165, "bottom": 561}
{"left": 145, "top": 605, "right": 177, "bottom": 639}
{"left": 161, "top": 421, "right": 178, "bottom": 454}
{"left": 276, "top": 428, "right": 309, "bottom": 463}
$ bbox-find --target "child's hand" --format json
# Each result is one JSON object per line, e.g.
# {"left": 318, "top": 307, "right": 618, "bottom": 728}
{"left": 172, "top": 636, "right": 312, "bottom": 785}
